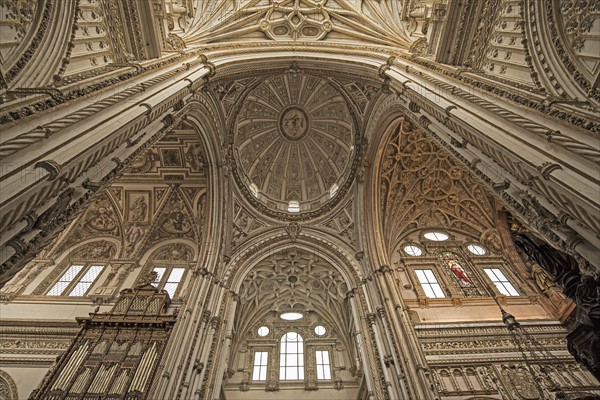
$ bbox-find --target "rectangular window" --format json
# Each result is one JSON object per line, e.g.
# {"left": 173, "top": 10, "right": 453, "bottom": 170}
{"left": 252, "top": 351, "right": 268, "bottom": 381}
{"left": 152, "top": 267, "right": 185, "bottom": 299}
{"left": 164, "top": 268, "right": 185, "bottom": 298}
{"left": 315, "top": 350, "right": 331, "bottom": 380}
{"left": 484, "top": 268, "right": 519, "bottom": 296}
{"left": 47, "top": 264, "right": 104, "bottom": 296}
{"left": 415, "top": 269, "right": 445, "bottom": 298}
{"left": 68, "top": 265, "right": 104, "bottom": 296}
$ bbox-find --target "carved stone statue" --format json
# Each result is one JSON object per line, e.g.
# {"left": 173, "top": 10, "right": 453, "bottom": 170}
{"left": 529, "top": 262, "right": 555, "bottom": 293}
{"left": 129, "top": 196, "right": 147, "bottom": 222}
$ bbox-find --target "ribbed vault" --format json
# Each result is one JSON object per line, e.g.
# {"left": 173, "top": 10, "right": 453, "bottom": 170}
{"left": 234, "top": 248, "right": 353, "bottom": 349}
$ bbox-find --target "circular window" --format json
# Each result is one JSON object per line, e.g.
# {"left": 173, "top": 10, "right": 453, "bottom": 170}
{"left": 280, "top": 312, "right": 303, "bottom": 321}
{"left": 467, "top": 244, "right": 486, "bottom": 255}
{"left": 314, "top": 325, "right": 326, "bottom": 336}
{"left": 257, "top": 326, "right": 269, "bottom": 336}
{"left": 423, "top": 231, "right": 449, "bottom": 241}
{"left": 403, "top": 244, "right": 423, "bottom": 256}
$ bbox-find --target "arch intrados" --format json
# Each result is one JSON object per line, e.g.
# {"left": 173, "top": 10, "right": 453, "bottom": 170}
{"left": 225, "top": 233, "right": 363, "bottom": 294}
{"left": 365, "top": 116, "right": 406, "bottom": 267}
{"left": 209, "top": 52, "right": 382, "bottom": 82}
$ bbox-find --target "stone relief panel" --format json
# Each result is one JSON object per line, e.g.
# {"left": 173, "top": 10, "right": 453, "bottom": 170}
{"left": 481, "top": 1, "right": 539, "bottom": 88}
{"left": 550, "top": 0, "right": 600, "bottom": 100}
{"left": 60, "top": 0, "right": 114, "bottom": 77}
{"left": 418, "top": 323, "right": 600, "bottom": 398}
{"left": 318, "top": 200, "right": 356, "bottom": 247}
{"left": 378, "top": 118, "right": 496, "bottom": 257}
{"left": 50, "top": 193, "right": 123, "bottom": 259}
{"left": 4, "top": 128, "right": 208, "bottom": 300}
{"left": 231, "top": 199, "right": 267, "bottom": 248}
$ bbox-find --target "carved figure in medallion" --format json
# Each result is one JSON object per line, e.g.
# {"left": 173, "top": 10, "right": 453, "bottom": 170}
{"left": 87, "top": 205, "right": 117, "bottom": 232}
{"left": 162, "top": 201, "right": 191, "bottom": 234}
{"left": 279, "top": 106, "right": 309, "bottom": 141}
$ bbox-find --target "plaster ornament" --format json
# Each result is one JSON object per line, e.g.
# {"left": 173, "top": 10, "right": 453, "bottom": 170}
{"left": 480, "top": 228, "right": 504, "bottom": 254}
{"left": 379, "top": 119, "right": 496, "bottom": 256}
{"left": 229, "top": 71, "right": 360, "bottom": 218}
{"left": 153, "top": 244, "right": 193, "bottom": 261}
{"left": 129, "top": 196, "right": 147, "bottom": 222}
{"left": 85, "top": 197, "right": 119, "bottom": 233}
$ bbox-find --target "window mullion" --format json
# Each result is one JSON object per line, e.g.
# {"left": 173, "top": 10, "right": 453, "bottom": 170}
{"left": 62, "top": 264, "right": 89, "bottom": 296}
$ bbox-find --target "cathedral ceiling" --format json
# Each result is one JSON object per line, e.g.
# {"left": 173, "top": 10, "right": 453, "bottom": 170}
{"left": 208, "top": 67, "right": 382, "bottom": 221}
{"left": 378, "top": 118, "right": 498, "bottom": 257}
{"left": 44, "top": 127, "right": 208, "bottom": 263}
{"left": 184, "top": 0, "right": 413, "bottom": 48}
{"left": 235, "top": 72, "right": 354, "bottom": 213}
{"left": 235, "top": 248, "right": 352, "bottom": 341}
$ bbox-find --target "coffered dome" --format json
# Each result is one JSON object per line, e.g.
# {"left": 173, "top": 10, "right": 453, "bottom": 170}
{"left": 232, "top": 72, "right": 358, "bottom": 218}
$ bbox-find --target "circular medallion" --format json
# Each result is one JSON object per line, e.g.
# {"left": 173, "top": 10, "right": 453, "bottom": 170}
{"left": 279, "top": 105, "right": 309, "bottom": 141}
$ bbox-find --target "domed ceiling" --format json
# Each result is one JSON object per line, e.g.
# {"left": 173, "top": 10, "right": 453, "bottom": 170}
{"left": 232, "top": 72, "right": 359, "bottom": 218}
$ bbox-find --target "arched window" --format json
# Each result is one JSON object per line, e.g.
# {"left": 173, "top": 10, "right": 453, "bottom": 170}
{"left": 279, "top": 332, "right": 304, "bottom": 380}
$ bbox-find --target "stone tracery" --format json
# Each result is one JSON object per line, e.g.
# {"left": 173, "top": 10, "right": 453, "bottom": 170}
{"left": 378, "top": 118, "right": 496, "bottom": 257}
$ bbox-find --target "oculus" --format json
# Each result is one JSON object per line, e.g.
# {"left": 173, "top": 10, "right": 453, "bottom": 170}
{"left": 257, "top": 326, "right": 270, "bottom": 336}
{"left": 314, "top": 325, "right": 326, "bottom": 336}
{"left": 467, "top": 244, "right": 486, "bottom": 255}
{"left": 280, "top": 312, "right": 304, "bottom": 321}
{"left": 423, "top": 231, "right": 449, "bottom": 241}
{"left": 403, "top": 244, "right": 423, "bottom": 256}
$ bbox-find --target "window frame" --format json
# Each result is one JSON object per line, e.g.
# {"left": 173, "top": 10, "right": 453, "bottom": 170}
{"left": 252, "top": 351, "right": 269, "bottom": 381}
{"left": 414, "top": 269, "right": 446, "bottom": 299}
{"left": 279, "top": 331, "right": 304, "bottom": 381}
{"left": 483, "top": 268, "right": 519, "bottom": 296}
{"left": 149, "top": 265, "right": 187, "bottom": 300}
{"left": 315, "top": 349, "right": 332, "bottom": 380}
{"left": 46, "top": 262, "right": 105, "bottom": 297}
